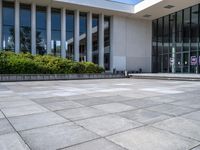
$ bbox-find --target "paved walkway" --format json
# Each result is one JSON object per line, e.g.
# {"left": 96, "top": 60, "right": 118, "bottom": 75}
{"left": 0, "top": 79, "right": 200, "bottom": 150}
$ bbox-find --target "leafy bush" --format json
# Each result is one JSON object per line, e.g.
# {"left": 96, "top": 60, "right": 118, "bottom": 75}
{"left": 0, "top": 52, "right": 105, "bottom": 74}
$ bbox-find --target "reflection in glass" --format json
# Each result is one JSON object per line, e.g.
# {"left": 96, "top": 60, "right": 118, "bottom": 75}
{"left": 104, "top": 16, "right": 110, "bottom": 70}
{"left": 176, "top": 53, "right": 182, "bottom": 73}
{"left": 2, "top": 1, "right": 15, "bottom": 51}
{"left": 183, "top": 53, "right": 189, "bottom": 73}
{"left": 190, "top": 51, "right": 198, "bottom": 73}
{"left": 79, "top": 12, "right": 87, "bottom": 62}
{"left": 175, "top": 11, "right": 182, "bottom": 53}
{"left": 51, "top": 8, "right": 61, "bottom": 56}
{"left": 152, "top": 20, "right": 158, "bottom": 73}
{"left": 36, "top": 6, "right": 47, "bottom": 55}
{"left": 191, "top": 6, "right": 198, "bottom": 51}
{"left": 92, "top": 14, "right": 99, "bottom": 64}
{"left": 163, "top": 16, "right": 169, "bottom": 54}
{"left": 183, "top": 8, "right": 190, "bottom": 52}
{"left": 66, "top": 10, "right": 74, "bottom": 60}
{"left": 152, "top": 4, "right": 200, "bottom": 74}
{"left": 163, "top": 54, "right": 168, "bottom": 73}
{"left": 20, "top": 4, "right": 31, "bottom": 53}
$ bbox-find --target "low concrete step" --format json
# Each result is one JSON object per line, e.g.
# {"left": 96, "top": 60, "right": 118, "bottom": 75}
{"left": 129, "top": 73, "right": 200, "bottom": 81}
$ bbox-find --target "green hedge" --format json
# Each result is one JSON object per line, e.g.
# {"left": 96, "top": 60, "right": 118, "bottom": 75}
{"left": 0, "top": 52, "right": 105, "bottom": 74}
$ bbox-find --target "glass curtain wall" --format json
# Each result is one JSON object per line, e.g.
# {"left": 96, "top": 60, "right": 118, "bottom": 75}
{"left": 191, "top": 5, "right": 199, "bottom": 73}
{"left": 51, "top": 8, "right": 61, "bottom": 56}
{"left": 152, "top": 4, "right": 200, "bottom": 74}
{"left": 36, "top": 6, "right": 47, "bottom": 55}
{"left": 66, "top": 10, "right": 74, "bottom": 60}
{"left": 2, "top": 1, "right": 15, "bottom": 51}
{"left": 20, "top": 4, "right": 31, "bottom": 53}
{"left": 152, "top": 20, "right": 158, "bottom": 73}
{"left": 104, "top": 16, "right": 111, "bottom": 70}
{"left": 92, "top": 14, "right": 99, "bottom": 64}
{"left": 79, "top": 12, "right": 87, "bottom": 62}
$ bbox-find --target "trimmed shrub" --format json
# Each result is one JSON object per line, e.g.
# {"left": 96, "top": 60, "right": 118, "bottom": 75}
{"left": 0, "top": 52, "right": 105, "bottom": 74}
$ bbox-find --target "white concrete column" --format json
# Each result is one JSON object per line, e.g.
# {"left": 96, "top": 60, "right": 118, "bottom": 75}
{"left": 47, "top": 5, "right": 51, "bottom": 54}
{"left": 15, "top": 0, "right": 20, "bottom": 53}
{"left": 99, "top": 14, "right": 104, "bottom": 67}
{"left": 110, "top": 16, "right": 114, "bottom": 71}
{"left": 87, "top": 12, "right": 92, "bottom": 62}
{"left": 74, "top": 10, "right": 79, "bottom": 62}
{"left": 31, "top": 3, "right": 36, "bottom": 55}
{"left": 0, "top": 0, "right": 2, "bottom": 50}
{"left": 61, "top": 8, "right": 66, "bottom": 58}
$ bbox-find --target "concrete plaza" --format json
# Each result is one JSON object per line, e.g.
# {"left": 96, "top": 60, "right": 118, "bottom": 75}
{"left": 0, "top": 79, "right": 200, "bottom": 150}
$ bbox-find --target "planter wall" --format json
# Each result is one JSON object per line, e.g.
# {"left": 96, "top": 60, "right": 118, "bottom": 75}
{"left": 0, "top": 74, "right": 125, "bottom": 82}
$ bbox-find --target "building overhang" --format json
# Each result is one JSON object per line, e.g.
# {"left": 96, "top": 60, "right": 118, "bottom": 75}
{"left": 8, "top": 0, "right": 200, "bottom": 20}
{"left": 53, "top": 0, "right": 200, "bottom": 20}
{"left": 134, "top": 0, "right": 200, "bottom": 20}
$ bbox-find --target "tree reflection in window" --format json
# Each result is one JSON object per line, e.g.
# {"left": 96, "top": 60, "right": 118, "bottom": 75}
{"left": 36, "top": 6, "right": 47, "bottom": 55}
{"left": 2, "top": 1, "right": 15, "bottom": 51}
{"left": 20, "top": 4, "right": 31, "bottom": 53}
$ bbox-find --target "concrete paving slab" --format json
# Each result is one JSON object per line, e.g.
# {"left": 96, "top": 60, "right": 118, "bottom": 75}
{"left": 74, "top": 97, "right": 111, "bottom": 106}
{"left": 99, "top": 96, "right": 133, "bottom": 102}
{"left": 20, "top": 123, "right": 99, "bottom": 150}
{"left": 42, "top": 101, "right": 83, "bottom": 111}
{"left": 182, "top": 111, "right": 200, "bottom": 122}
{"left": 76, "top": 114, "right": 142, "bottom": 136}
{"left": 1, "top": 79, "right": 200, "bottom": 149}
{"left": 142, "top": 96, "right": 177, "bottom": 103}
{"left": 0, "top": 91, "right": 15, "bottom": 98}
{"left": 0, "top": 119, "right": 15, "bottom": 135}
{"left": 0, "top": 100, "right": 36, "bottom": 109}
{"left": 2, "top": 104, "right": 49, "bottom": 118}
{"left": 63, "top": 95, "right": 94, "bottom": 101}
{"left": 171, "top": 99, "right": 200, "bottom": 109}
{"left": 32, "top": 96, "right": 72, "bottom": 104}
{"left": 0, "top": 96, "right": 29, "bottom": 102}
{"left": 0, "top": 133, "right": 30, "bottom": 150}
{"left": 64, "top": 138, "right": 125, "bottom": 150}
{"left": 0, "top": 111, "right": 5, "bottom": 119}
{"left": 118, "top": 109, "right": 171, "bottom": 124}
{"left": 121, "top": 99, "right": 161, "bottom": 109}
{"left": 107, "top": 126, "right": 199, "bottom": 150}
{"left": 57, "top": 107, "right": 107, "bottom": 121}
{"left": 192, "top": 145, "right": 200, "bottom": 150}
{"left": 153, "top": 117, "right": 200, "bottom": 141}
{"left": 8, "top": 112, "right": 68, "bottom": 131}
{"left": 146, "top": 103, "right": 194, "bottom": 116}
{"left": 92, "top": 103, "right": 135, "bottom": 113}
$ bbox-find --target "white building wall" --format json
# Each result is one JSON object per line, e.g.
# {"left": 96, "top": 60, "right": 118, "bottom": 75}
{"left": 112, "top": 15, "right": 152, "bottom": 72}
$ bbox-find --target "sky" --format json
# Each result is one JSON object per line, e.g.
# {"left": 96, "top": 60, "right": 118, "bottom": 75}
{"left": 110, "top": 0, "right": 143, "bottom": 5}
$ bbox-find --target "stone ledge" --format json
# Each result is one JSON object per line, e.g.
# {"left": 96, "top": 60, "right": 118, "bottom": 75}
{"left": 0, "top": 74, "right": 125, "bottom": 82}
{"left": 129, "top": 73, "right": 200, "bottom": 81}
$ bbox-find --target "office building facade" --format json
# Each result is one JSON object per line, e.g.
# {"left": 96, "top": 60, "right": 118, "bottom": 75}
{"left": 0, "top": 0, "right": 199, "bottom": 72}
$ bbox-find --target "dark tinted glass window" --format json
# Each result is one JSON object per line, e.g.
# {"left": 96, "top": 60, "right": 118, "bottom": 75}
{"left": 36, "top": 6, "right": 47, "bottom": 55}
{"left": 163, "top": 16, "right": 169, "bottom": 54}
{"left": 3, "top": 2, "right": 15, "bottom": 26}
{"left": 79, "top": 12, "right": 87, "bottom": 62}
{"left": 20, "top": 4, "right": 31, "bottom": 53}
{"left": 152, "top": 4, "right": 200, "bottom": 74}
{"left": 51, "top": 8, "right": 61, "bottom": 56}
{"left": 92, "top": 14, "right": 99, "bottom": 64}
{"left": 2, "top": 1, "right": 15, "bottom": 51}
{"left": 191, "top": 5, "right": 198, "bottom": 50}
{"left": 183, "top": 8, "right": 190, "bottom": 52}
{"left": 66, "top": 10, "right": 74, "bottom": 60}
{"left": 104, "top": 16, "right": 110, "bottom": 70}
{"left": 157, "top": 18, "right": 163, "bottom": 56}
